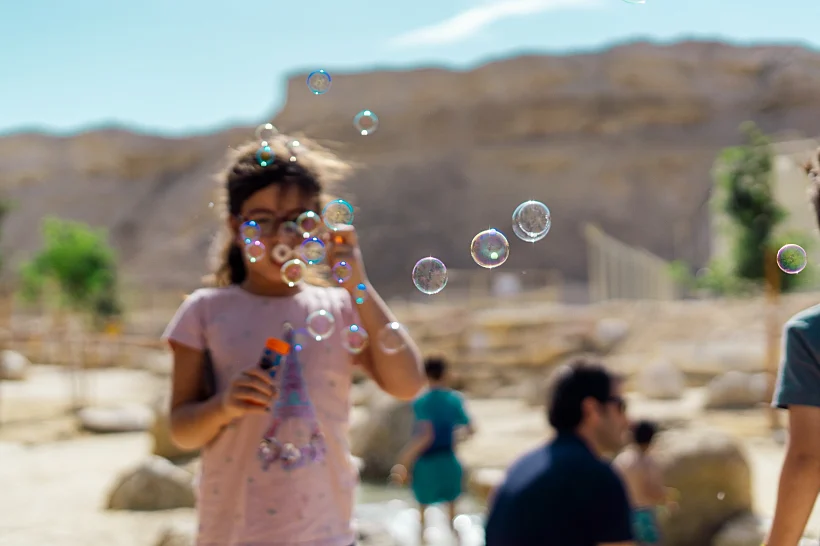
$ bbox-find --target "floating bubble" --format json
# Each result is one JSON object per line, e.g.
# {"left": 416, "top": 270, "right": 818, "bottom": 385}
{"left": 355, "top": 283, "right": 367, "bottom": 305}
{"left": 296, "top": 211, "right": 321, "bottom": 237}
{"left": 241, "top": 220, "right": 261, "bottom": 243}
{"left": 286, "top": 140, "right": 303, "bottom": 162}
{"left": 322, "top": 199, "right": 354, "bottom": 230}
{"left": 377, "top": 322, "right": 407, "bottom": 354}
{"left": 256, "top": 145, "right": 274, "bottom": 167}
{"left": 255, "top": 123, "right": 278, "bottom": 142}
{"left": 245, "top": 240, "right": 266, "bottom": 264}
{"left": 271, "top": 243, "right": 293, "bottom": 264}
{"left": 353, "top": 110, "right": 379, "bottom": 136}
{"left": 777, "top": 244, "right": 807, "bottom": 274}
{"left": 342, "top": 324, "right": 369, "bottom": 355}
{"left": 208, "top": 202, "right": 214, "bottom": 208}
{"left": 292, "top": 328, "right": 311, "bottom": 352}
{"left": 306, "top": 70, "right": 332, "bottom": 95}
{"left": 332, "top": 261, "right": 352, "bottom": 284}
{"left": 299, "top": 237, "right": 326, "bottom": 265}
{"left": 412, "top": 257, "right": 448, "bottom": 295}
{"left": 470, "top": 229, "right": 510, "bottom": 269}
{"left": 280, "top": 258, "right": 306, "bottom": 286}
{"left": 512, "top": 200, "right": 551, "bottom": 242}
{"left": 306, "top": 309, "right": 336, "bottom": 341}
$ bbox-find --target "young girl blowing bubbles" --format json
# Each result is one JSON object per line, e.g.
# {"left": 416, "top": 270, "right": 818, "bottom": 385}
{"left": 164, "top": 134, "right": 425, "bottom": 546}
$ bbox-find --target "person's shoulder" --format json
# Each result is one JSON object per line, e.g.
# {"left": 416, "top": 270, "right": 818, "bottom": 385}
{"left": 786, "top": 304, "right": 820, "bottom": 332}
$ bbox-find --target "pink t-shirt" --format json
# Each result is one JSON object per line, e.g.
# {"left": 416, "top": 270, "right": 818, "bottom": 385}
{"left": 163, "top": 283, "right": 361, "bottom": 546}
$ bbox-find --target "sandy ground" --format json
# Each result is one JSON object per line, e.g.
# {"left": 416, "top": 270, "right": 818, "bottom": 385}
{"left": 0, "top": 366, "right": 817, "bottom": 546}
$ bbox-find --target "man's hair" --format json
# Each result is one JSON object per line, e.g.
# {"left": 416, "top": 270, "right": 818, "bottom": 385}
{"left": 424, "top": 357, "right": 446, "bottom": 381}
{"left": 547, "top": 358, "right": 618, "bottom": 433}
{"left": 633, "top": 420, "right": 657, "bottom": 446}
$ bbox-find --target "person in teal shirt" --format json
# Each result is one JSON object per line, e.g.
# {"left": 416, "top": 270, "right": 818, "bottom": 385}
{"left": 390, "top": 357, "right": 475, "bottom": 543}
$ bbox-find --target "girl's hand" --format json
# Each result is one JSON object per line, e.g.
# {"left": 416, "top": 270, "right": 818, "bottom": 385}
{"left": 325, "top": 225, "right": 368, "bottom": 290}
{"left": 220, "top": 364, "right": 278, "bottom": 419}
{"left": 389, "top": 464, "right": 409, "bottom": 486}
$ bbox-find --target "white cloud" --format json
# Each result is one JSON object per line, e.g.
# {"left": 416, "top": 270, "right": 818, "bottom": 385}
{"left": 389, "top": 0, "right": 603, "bottom": 48}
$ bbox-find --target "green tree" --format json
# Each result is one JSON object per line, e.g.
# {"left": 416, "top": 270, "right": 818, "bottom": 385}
{"left": 19, "top": 217, "right": 122, "bottom": 329}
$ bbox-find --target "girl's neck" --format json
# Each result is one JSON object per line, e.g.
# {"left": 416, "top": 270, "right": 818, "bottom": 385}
{"left": 240, "top": 276, "right": 302, "bottom": 297}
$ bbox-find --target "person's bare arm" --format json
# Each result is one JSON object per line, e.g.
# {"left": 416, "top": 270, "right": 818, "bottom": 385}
{"left": 765, "top": 405, "right": 820, "bottom": 546}
{"left": 168, "top": 342, "right": 232, "bottom": 450}
{"left": 396, "top": 421, "right": 434, "bottom": 469}
{"left": 643, "top": 461, "right": 668, "bottom": 505}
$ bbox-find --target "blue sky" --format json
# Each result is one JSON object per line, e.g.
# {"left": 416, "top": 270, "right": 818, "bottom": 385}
{"left": 1, "top": 0, "right": 817, "bottom": 136}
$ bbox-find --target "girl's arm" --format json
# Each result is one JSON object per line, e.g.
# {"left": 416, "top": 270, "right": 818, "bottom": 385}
{"left": 168, "top": 342, "right": 233, "bottom": 450}
{"left": 353, "top": 282, "right": 425, "bottom": 400}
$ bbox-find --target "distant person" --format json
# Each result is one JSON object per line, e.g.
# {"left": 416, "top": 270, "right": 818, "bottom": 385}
{"left": 164, "top": 135, "right": 424, "bottom": 546}
{"left": 390, "top": 356, "right": 475, "bottom": 544}
{"left": 484, "top": 359, "right": 635, "bottom": 546}
{"left": 614, "top": 420, "right": 676, "bottom": 546}
{"left": 766, "top": 147, "right": 820, "bottom": 546}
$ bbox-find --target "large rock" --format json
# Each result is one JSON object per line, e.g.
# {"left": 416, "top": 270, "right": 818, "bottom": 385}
{"left": 653, "top": 429, "right": 753, "bottom": 546}
{"left": 637, "top": 359, "right": 685, "bottom": 400}
{"left": 0, "top": 350, "right": 29, "bottom": 381}
{"left": 705, "top": 371, "right": 768, "bottom": 410}
{"left": 77, "top": 404, "right": 153, "bottom": 433}
{"left": 590, "top": 319, "right": 630, "bottom": 353}
{"left": 151, "top": 392, "right": 199, "bottom": 461}
{"left": 107, "top": 455, "right": 196, "bottom": 511}
{"left": 350, "top": 392, "right": 414, "bottom": 481}
{"left": 711, "top": 513, "right": 764, "bottom": 546}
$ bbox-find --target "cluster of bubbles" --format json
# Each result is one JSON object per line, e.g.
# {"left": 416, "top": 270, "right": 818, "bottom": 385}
{"left": 306, "top": 70, "right": 379, "bottom": 136}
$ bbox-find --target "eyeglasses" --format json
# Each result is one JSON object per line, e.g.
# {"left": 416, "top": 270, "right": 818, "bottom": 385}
{"left": 607, "top": 395, "right": 627, "bottom": 413}
{"left": 238, "top": 209, "right": 320, "bottom": 240}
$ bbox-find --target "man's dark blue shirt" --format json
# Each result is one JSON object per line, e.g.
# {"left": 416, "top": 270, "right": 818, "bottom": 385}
{"left": 484, "top": 433, "right": 634, "bottom": 546}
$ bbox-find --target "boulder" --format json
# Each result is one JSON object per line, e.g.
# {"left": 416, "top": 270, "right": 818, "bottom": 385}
{"left": 653, "top": 429, "right": 753, "bottom": 546}
{"left": 468, "top": 467, "right": 506, "bottom": 505}
{"left": 0, "top": 350, "right": 29, "bottom": 381}
{"left": 705, "top": 371, "right": 768, "bottom": 410}
{"left": 711, "top": 512, "right": 764, "bottom": 546}
{"left": 350, "top": 392, "right": 414, "bottom": 481}
{"left": 154, "top": 521, "right": 196, "bottom": 546}
{"left": 590, "top": 318, "right": 630, "bottom": 353}
{"left": 637, "top": 358, "right": 685, "bottom": 400}
{"left": 107, "top": 455, "right": 196, "bottom": 511}
{"left": 151, "top": 392, "right": 199, "bottom": 461}
{"left": 77, "top": 404, "right": 153, "bottom": 433}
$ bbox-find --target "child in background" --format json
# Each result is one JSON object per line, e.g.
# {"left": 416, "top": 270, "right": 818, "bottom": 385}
{"left": 164, "top": 134, "right": 425, "bottom": 546}
{"left": 614, "top": 420, "right": 677, "bottom": 546}
{"left": 390, "top": 357, "right": 475, "bottom": 544}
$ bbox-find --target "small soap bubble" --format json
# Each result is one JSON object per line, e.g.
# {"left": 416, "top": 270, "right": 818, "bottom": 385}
{"left": 296, "top": 211, "right": 321, "bottom": 237}
{"left": 245, "top": 240, "right": 266, "bottom": 264}
{"left": 280, "top": 258, "right": 306, "bottom": 287}
{"left": 353, "top": 110, "right": 379, "bottom": 136}
{"left": 299, "top": 237, "right": 326, "bottom": 265}
{"left": 377, "top": 322, "right": 407, "bottom": 354}
{"left": 777, "top": 244, "right": 807, "bottom": 274}
{"left": 286, "top": 140, "right": 303, "bottom": 162}
{"left": 241, "top": 220, "right": 261, "bottom": 243}
{"left": 208, "top": 201, "right": 214, "bottom": 208}
{"left": 255, "top": 123, "right": 278, "bottom": 142}
{"left": 322, "top": 199, "right": 355, "bottom": 230}
{"left": 471, "top": 229, "right": 510, "bottom": 269}
{"left": 512, "top": 200, "right": 551, "bottom": 242}
{"left": 256, "top": 145, "right": 274, "bottom": 167}
{"left": 342, "top": 324, "right": 369, "bottom": 354}
{"left": 717, "top": 491, "right": 725, "bottom": 500}
{"left": 332, "top": 261, "right": 352, "bottom": 284}
{"left": 271, "top": 243, "right": 293, "bottom": 264}
{"left": 355, "top": 283, "right": 367, "bottom": 305}
{"left": 292, "top": 328, "right": 311, "bottom": 352}
{"left": 412, "top": 257, "right": 448, "bottom": 295}
{"left": 306, "top": 309, "right": 336, "bottom": 341}
{"left": 306, "top": 70, "right": 332, "bottom": 95}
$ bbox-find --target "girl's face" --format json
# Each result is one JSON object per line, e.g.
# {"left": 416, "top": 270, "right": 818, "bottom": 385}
{"left": 233, "top": 184, "right": 320, "bottom": 286}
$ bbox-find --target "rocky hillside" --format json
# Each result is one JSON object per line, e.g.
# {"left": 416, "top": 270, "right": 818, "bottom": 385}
{"left": 3, "top": 41, "right": 820, "bottom": 295}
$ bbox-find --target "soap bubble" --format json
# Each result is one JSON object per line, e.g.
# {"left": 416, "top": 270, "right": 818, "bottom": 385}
{"left": 354, "top": 110, "right": 379, "bottom": 136}
{"left": 354, "top": 283, "right": 367, "bottom": 305}
{"left": 255, "top": 123, "right": 278, "bottom": 143}
{"left": 471, "top": 229, "right": 510, "bottom": 268}
{"left": 332, "top": 261, "right": 352, "bottom": 284}
{"left": 306, "top": 309, "right": 336, "bottom": 341}
{"left": 208, "top": 201, "right": 214, "bottom": 208}
{"left": 296, "top": 211, "right": 321, "bottom": 237}
{"left": 412, "top": 257, "right": 448, "bottom": 295}
{"left": 512, "top": 200, "right": 551, "bottom": 242}
{"left": 306, "top": 70, "right": 332, "bottom": 95}
{"left": 777, "top": 244, "right": 807, "bottom": 274}
{"left": 292, "top": 328, "right": 311, "bottom": 352}
{"left": 271, "top": 243, "right": 293, "bottom": 264}
{"left": 299, "top": 237, "right": 326, "bottom": 265}
{"left": 342, "top": 324, "right": 369, "bottom": 354}
{"left": 286, "top": 140, "right": 303, "bottom": 161}
{"left": 322, "top": 199, "right": 355, "bottom": 230}
{"left": 280, "top": 258, "right": 306, "bottom": 286}
{"left": 377, "top": 322, "right": 407, "bottom": 354}
{"left": 241, "top": 220, "right": 261, "bottom": 243}
{"left": 256, "top": 145, "right": 274, "bottom": 167}
{"left": 245, "top": 240, "right": 266, "bottom": 264}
